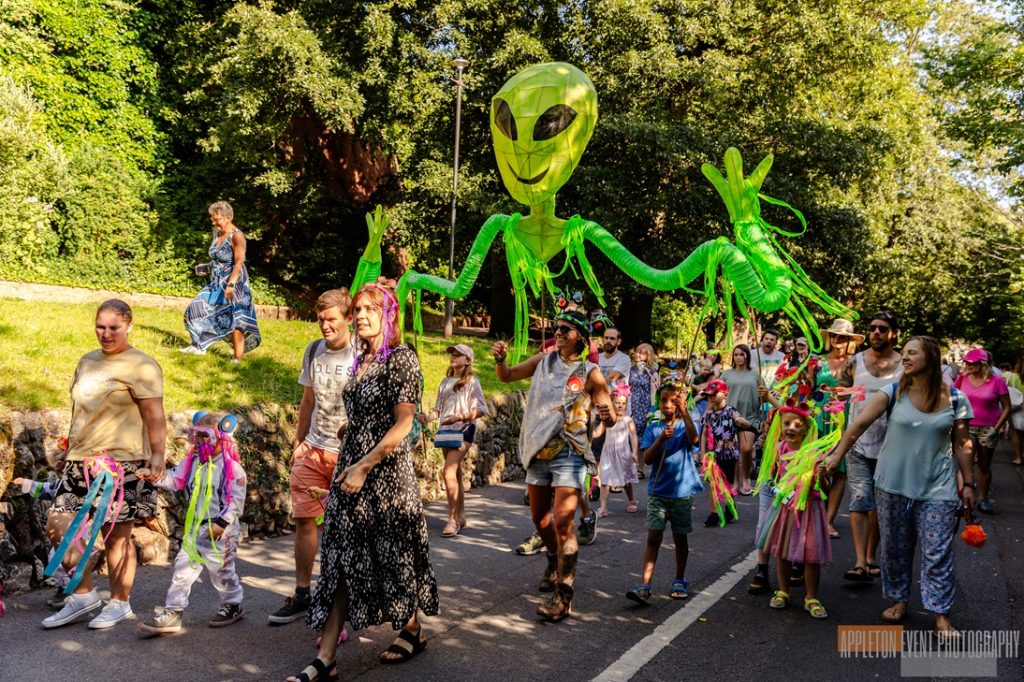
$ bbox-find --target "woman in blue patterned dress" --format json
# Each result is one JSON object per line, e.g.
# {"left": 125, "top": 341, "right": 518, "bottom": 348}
{"left": 181, "top": 201, "right": 261, "bottom": 361}
{"left": 629, "top": 343, "right": 659, "bottom": 478}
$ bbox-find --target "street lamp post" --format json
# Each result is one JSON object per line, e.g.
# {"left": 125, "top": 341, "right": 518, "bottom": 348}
{"left": 444, "top": 57, "right": 470, "bottom": 339}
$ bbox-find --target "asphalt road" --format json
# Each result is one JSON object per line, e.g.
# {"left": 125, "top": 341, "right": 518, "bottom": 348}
{"left": 2, "top": 445, "right": 1022, "bottom": 682}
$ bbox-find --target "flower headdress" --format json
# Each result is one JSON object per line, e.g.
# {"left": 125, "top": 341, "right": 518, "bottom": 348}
{"left": 553, "top": 287, "right": 585, "bottom": 314}
{"left": 661, "top": 371, "right": 686, "bottom": 389}
{"left": 611, "top": 383, "right": 632, "bottom": 399}
{"left": 779, "top": 397, "right": 812, "bottom": 420}
{"left": 589, "top": 308, "right": 614, "bottom": 338}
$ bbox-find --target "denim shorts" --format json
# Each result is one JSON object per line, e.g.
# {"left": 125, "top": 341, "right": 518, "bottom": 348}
{"left": 526, "top": 449, "right": 587, "bottom": 490}
{"left": 846, "top": 449, "right": 878, "bottom": 512}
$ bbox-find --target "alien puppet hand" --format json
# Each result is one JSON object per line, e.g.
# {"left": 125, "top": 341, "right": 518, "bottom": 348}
{"left": 362, "top": 204, "right": 389, "bottom": 263}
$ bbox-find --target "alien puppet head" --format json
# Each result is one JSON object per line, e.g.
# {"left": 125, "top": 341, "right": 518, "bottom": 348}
{"left": 490, "top": 62, "right": 598, "bottom": 207}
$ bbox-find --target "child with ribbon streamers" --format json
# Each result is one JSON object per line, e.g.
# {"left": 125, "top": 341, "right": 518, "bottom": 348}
{"left": 699, "top": 379, "right": 752, "bottom": 527}
{"left": 11, "top": 469, "right": 77, "bottom": 609}
{"left": 626, "top": 378, "right": 703, "bottom": 605}
{"left": 757, "top": 400, "right": 837, "bottom": 619}
{"left": 594, "top": 385, "right": 640, "bottom": 516}
{"left": 137, "top": 412, "right": 247, "bottom": 634}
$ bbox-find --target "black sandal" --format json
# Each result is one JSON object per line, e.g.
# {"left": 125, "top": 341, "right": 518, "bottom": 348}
{"left": 379, "top": 627, "right": 427, "bottom": 664}
{"left": 747, "top": 571, "right": 770, "bottom": 595}
{"left": 843, "top": 566, "right": 872, "bottom": 582}
{"left": 287, "top": 657, "right": 337, "bottom": 682}
{"left": 867, "top": 563, "right": 881, "bottom": 578}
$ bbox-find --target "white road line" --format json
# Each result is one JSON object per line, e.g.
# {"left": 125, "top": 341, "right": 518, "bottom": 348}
{"left": 592, "top": 549, "right": 759, "bottom": 682}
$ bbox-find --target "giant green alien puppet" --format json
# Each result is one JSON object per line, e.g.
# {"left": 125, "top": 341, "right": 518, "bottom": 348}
{"left": 396, "top": 62, "right": 855, "bottom": 361}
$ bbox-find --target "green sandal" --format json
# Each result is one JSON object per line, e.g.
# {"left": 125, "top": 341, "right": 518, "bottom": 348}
{"left": 804, "top": 597, "right": 828, "bottom": 619}
{"left": 769, "top": 590, "right": 790, "bottom": 609}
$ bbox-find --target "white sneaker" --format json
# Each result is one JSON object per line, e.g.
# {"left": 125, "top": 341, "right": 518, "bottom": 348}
{"left": 178, "top": 345, "right": 206, "bottom": 355}
{"left": 87, "top": 598, "right": 134, "bottom": 629}
{"left": 42, "top": 590, "right": 102, "bottom": 628}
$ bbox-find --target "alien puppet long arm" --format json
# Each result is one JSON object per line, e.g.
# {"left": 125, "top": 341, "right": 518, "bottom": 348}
{"left": 573, "top": 148, "right": 855, "bottom": 350}
{"left": 396, "top": 212, "right": 510, "bottom": 333}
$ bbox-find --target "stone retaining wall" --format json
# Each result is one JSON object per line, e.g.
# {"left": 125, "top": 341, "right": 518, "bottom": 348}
{"left": 0, "top": 393, "right": 525, "bottom": 595}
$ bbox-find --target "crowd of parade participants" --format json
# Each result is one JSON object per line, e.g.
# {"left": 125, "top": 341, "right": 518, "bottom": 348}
{"left": 7, "top": 279, "right": 1023, "bottom": 682}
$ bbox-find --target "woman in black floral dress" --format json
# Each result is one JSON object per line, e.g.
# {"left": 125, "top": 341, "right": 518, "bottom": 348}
{"left": 289, "top": 284, "right": 438, "bottom": 682}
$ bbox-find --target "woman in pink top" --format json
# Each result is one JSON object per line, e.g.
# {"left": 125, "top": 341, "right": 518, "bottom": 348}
{"left": 954, "top": 348, "right": 1011, "bottom": 514}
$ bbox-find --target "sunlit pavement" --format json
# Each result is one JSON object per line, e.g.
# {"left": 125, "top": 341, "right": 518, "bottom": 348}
{"left": 2, "top": 442, "right": 1022, "bottom": 682}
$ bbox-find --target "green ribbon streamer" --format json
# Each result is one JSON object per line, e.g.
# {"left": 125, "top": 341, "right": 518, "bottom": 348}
{"left": 182, "top": 461, "right": 220, "bottom": 566}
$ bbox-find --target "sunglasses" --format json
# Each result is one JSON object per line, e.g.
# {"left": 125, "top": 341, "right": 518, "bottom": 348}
{"left": 830, "top": 334, "right": 851, "bottom": 341}
{"left": 554, "top": 324, "right": 575, "bottom": 335}
{"left": 868, "top": 324, "right": 891, "bottom": 332}
{"left": 965, "top": 361, "right": 982, "bottom": 366}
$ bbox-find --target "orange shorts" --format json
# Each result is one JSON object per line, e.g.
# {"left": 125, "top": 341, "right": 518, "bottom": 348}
{"left": 289, "top": 444, "right": 338, "bottom": 519}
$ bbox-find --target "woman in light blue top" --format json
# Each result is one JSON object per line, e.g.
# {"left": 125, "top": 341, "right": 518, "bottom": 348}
{"left": 827, "top": 336, "right": 975, "bottom": 639}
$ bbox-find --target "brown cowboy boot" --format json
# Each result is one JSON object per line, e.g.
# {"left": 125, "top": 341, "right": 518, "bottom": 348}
{"left": 537, "top": 550, "right": 578, "bottom": 622}
{"left": 539, "top": 552, "right": 559, "bottom": 592}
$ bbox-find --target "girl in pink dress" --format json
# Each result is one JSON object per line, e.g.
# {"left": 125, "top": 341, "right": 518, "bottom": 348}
{"left": 595, "top": 386, "right": 639, "bottom": 516}
{"left": 758, "top": 402, "right": 832, "bottom": 619}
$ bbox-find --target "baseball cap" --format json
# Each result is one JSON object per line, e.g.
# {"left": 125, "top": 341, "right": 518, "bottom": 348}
{"left": 446, "top": 344, "right": 474, "bottom": 362}
{"left": 963, "top": 348, "right": 987, "bottom": 364}
{"left": 702, "top": 379, "right": 729, "bottom": 397}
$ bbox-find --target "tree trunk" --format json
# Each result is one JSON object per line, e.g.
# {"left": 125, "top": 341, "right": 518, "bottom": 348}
{"left": 489, "top": 245, "right": 514, "bottom": 339}
{"left": 617, "top": 290, "right": 654, "bottom": 349}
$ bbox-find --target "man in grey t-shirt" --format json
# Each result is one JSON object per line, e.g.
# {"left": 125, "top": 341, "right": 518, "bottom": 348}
{"left": 269, "top": 289, "right": 357, "bottom": 625}
{"left": 598, "top": 327, "right": 631, "bottom": 387}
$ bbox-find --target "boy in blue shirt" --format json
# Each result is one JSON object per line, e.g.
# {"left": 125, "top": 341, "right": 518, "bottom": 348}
{"left": 626, "top": 382, "right": 705, "bottom": 605}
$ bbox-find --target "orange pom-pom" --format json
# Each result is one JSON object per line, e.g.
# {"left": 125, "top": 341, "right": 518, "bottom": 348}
{"left": 961, "top": 523, "right": 987, "bottom": 548}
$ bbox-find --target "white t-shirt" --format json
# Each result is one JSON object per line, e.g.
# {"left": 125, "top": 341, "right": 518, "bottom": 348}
{"left": 749, "top": 348, "right": 787, "bottom": 384}
{"left": 298, "top": 339, "right": 357, "bottom": 452}
{"left": 433, "top": 376, "right": 488, "bottom": 430}
{"left": 599, "top": 350, "right": 631, "bottom": 386}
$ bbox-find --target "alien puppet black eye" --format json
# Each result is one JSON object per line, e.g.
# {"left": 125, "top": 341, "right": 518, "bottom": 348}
{"left": 493, "top": 98, "right": 517, "bottom": 141}
{"left": 533, "top": 105, "right": 577, "bottom": 141}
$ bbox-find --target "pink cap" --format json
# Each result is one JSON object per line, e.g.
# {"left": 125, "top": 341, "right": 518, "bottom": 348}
{"left": 963, "top": 348, "right": 987, "bottom": 364}
{"left": 446, "top": 344, "right": 474, "bottom": 362}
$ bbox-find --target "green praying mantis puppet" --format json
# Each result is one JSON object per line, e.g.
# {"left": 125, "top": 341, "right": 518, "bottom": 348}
{"left": 394, "top": 62, "right": 855, "bottom": 361}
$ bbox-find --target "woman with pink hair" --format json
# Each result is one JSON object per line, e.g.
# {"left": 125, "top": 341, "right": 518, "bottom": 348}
{"left": 292, "top": 284, "right": 438, "bottom": 681}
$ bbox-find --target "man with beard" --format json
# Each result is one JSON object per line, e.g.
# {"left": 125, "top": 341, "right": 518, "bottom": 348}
{"left": 749, "top": 329, "right": 787, "bottom": 383}
{"left": 838, "top": 310, "right": 903, "bottom": 584}
{"left": 598, "top": 326, "right": 631, "bottom": 388}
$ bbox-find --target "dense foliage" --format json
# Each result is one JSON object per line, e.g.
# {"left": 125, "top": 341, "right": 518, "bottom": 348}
{"left": 0, "top": 0, "right": 1020, "bottom": 354}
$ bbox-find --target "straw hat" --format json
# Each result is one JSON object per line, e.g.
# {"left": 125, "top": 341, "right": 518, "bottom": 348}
{"left": 821, "top": 318, "right": 864, "bottom": 353}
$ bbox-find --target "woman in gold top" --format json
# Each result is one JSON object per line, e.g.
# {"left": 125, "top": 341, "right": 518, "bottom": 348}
{"left": 42, "top": 299, "right": 168, "bottom": 631}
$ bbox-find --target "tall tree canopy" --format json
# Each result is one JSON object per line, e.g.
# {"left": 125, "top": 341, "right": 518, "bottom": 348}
{"left": 0, "top": 0, "right": 1019, "bottom": 354}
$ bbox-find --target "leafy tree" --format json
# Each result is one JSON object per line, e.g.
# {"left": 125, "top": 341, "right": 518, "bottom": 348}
{"left": 0, "top": 75, "right": 68, "bottom": 266}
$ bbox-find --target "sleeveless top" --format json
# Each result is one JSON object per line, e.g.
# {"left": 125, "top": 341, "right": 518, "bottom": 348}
{"left": 848, "top": 352, "right": 903, "bottom": 459}
{"left": 814, "top": 358, "right": 842, "bottom": 434}
{"left": 519, "top": 352, "right": 599, "bottom": 468}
